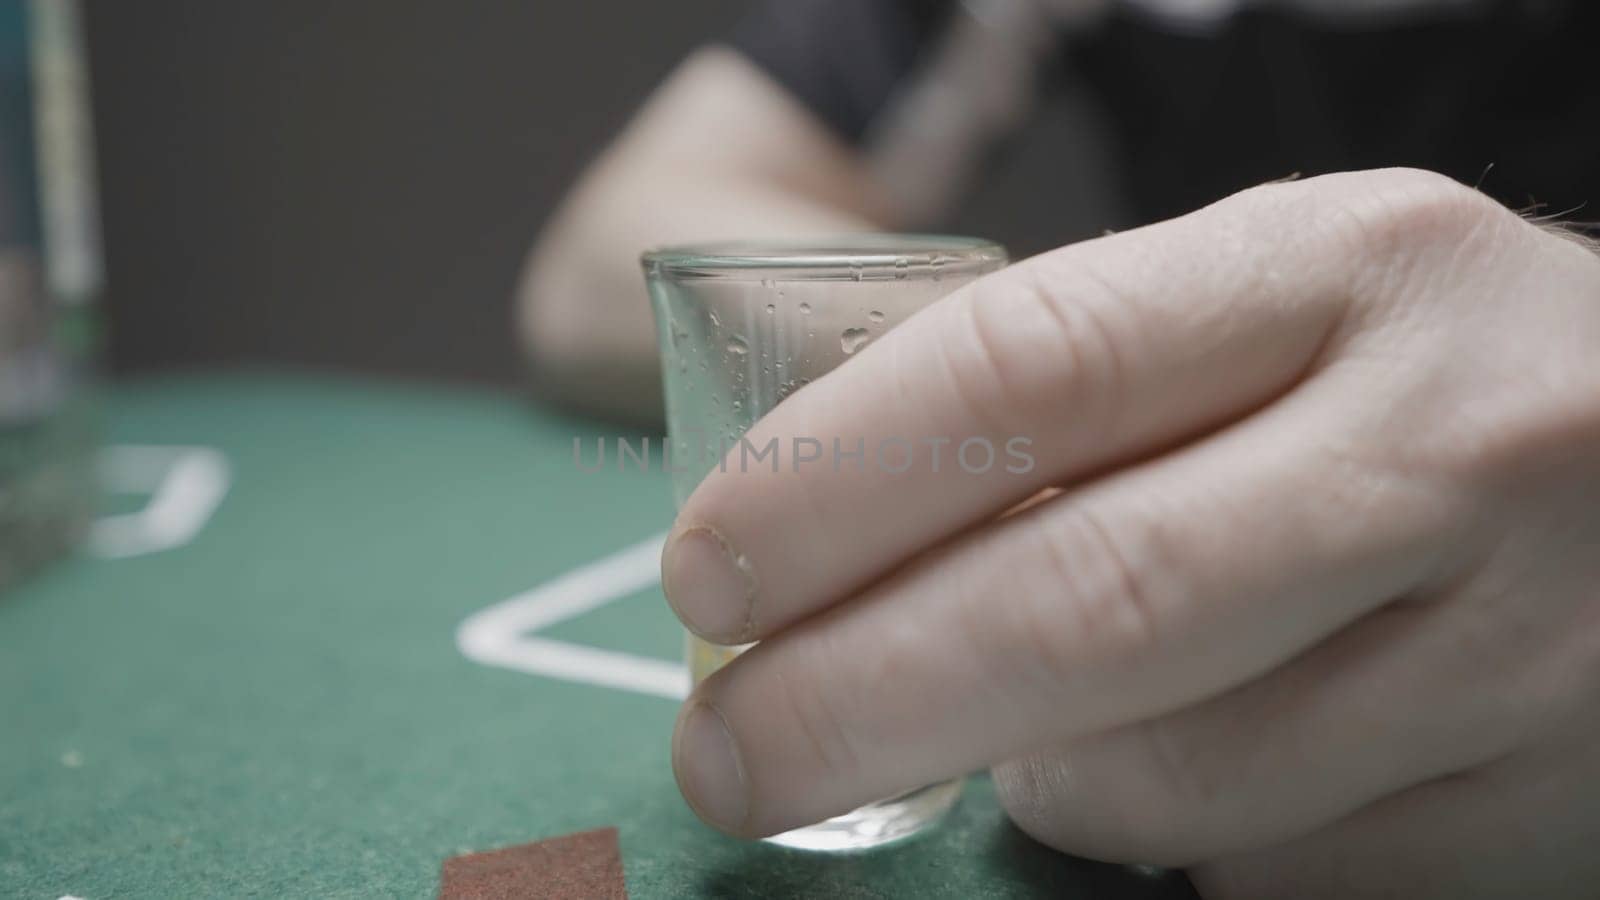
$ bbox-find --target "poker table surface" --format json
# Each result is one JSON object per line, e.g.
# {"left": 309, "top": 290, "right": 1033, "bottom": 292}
{"left": 2, "top": 371, "right": 1200, "bottom": 899}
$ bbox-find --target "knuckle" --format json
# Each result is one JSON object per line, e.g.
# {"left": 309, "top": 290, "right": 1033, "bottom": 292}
{"left": 995, "top": 738, "right": 1212, "bottom": 867}
{"left": 1446, "top": 394, "right": 1600, "bottom": 485}
{"left": 992, "top": 754, "right": 1067, "bottom": 844}
{"left": 1332, "top": 168, "right": 1510, "bottom": 268}
{"left": 940, "top": 264, "right": 1124, "bottom": 439}
{"left": 1323, "top": 436, "right": 1448, "bottom": 523}
{"left": 1050, "top": 505, "right": 1167, "bottom": 663}
{"left": 772, "top": 648, "right": 864, "bottom": 779}
{"left": 1381, "top": 358, "right": 1600, "bottom": 490}
{"left": 1073, "top": 726, "right": 1226, "bottom": 866}
{"left": 1127, "top": 721, "right": 1229, "bottom": 860}
{"left": 995, "top": 504, "right": 1168, "bottom": 696}
{"left": 1376, "top": 264, "right": 1600, "bottom": 490}
{"left": 1223, "top": 168, "right": 1513, "bottom": 307}
{"left": 1288, "top": 436, "right": 1474, "bottom": 571}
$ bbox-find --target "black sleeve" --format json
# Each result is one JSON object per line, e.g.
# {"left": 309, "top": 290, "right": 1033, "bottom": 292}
{"left": 728, "top": 0, "right": 962, "bottom": 144}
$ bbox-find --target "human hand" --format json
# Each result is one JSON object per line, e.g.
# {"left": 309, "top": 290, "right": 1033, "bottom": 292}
{"left": 661, "top": 169, "right": 1600, "bottom": 898}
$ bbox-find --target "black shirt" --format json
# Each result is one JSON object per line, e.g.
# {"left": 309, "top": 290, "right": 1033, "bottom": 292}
{"left": 731, "top": 0, "right": 1599, "bottom": 224}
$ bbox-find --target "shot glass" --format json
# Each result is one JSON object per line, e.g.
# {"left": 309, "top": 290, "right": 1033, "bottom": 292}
{"left": 643, "top": 235, "right": 1007, "bottom": 851}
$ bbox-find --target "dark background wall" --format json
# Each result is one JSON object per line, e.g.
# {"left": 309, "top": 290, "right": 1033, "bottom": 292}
{"left": 84, "top": 1, "right": 1122, "bottom": 387}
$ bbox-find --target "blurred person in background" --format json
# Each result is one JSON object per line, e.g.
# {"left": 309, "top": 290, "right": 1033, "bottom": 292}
{"left": 519, "top": 0, "right": 1597, "bottom": 423}
{"left": 519, "top": 1, "right": 1600, "bottom": 897}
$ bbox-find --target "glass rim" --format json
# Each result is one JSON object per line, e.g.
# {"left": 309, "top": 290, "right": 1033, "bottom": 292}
{"left": 641, "top": 234, "right": 1006, "bottom": 281}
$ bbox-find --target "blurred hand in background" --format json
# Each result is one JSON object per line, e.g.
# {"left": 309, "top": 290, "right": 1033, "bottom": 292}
{"left": 517, "top": 48, "right": 892, "bottom": 424}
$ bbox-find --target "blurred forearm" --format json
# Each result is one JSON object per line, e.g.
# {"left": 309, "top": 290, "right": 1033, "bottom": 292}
{"left": 517, "top": 47, "right": 892, "bottom": 426}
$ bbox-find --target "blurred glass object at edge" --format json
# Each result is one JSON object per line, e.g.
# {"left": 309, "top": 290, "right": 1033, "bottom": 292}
{"left": 0, "top": 0, "right": 103, "bottom": 595}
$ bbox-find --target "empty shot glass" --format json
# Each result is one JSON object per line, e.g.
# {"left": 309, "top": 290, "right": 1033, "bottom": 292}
{"left": 643, "top": 235, "right": 1007, "bottom": 851}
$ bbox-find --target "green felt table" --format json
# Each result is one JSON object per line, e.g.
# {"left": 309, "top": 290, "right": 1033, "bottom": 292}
{"left": 1, "top": 371, "right": 1200, "bottom": 899}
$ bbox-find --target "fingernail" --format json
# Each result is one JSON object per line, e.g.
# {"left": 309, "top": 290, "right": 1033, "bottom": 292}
{"left": 662, "top": 526, "right": 756, "bottom": 643}
{"left": 674, "top": 701, "right": 748, "bottom": 832}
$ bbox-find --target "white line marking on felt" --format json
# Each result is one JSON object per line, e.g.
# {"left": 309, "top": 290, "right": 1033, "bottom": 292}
{"left": 455, "top": 531, "right": 690, "bottom": 700}
{"left": 89, "top": 445, "right": 231, "bottom": 559}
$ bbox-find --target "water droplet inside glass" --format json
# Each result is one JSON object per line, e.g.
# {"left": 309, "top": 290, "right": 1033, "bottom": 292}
{"left": 894, "top": 257, "right": 908, "bottom": 279}
{"left": 841, "top": 327, "right": 871, "bottom": 354}
{"left": 798, "top": 302, "right": 812, "bottom": 314}
{"left": 765, "top": 303, "right": 775, "bottom": 315}
{"left": 760, "top": 278, "right": 773, "bottom": 289}
{"left": 868, "top": 310, "right": 885, "bottom": 324}
{"left": 726, "top": 335, "right": 749, "bottom": 356}
{"left": 849, "top": 262, "right": 863, "bottom": 282}
{"left": 709, "top": 311, "right": 722, "bottom": 327}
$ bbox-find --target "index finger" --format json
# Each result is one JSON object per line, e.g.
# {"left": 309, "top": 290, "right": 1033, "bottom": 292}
{"left": 662, "top": 173, "right": 1365, "bottom": 645}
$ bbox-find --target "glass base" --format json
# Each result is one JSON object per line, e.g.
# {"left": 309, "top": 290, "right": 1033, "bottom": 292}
{"left": 762, "top": 777, "right": 963, "bottom": 852}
